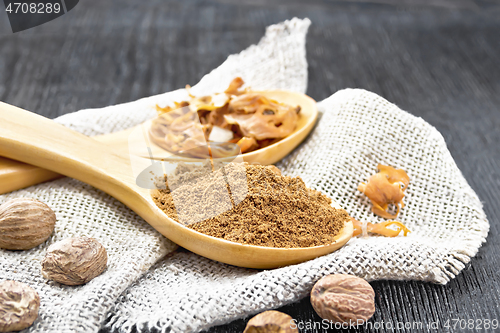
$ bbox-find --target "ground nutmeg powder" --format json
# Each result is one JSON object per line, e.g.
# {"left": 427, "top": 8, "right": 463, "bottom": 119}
{"left": 152, "top": 162, "right": 349, "bottom": 248}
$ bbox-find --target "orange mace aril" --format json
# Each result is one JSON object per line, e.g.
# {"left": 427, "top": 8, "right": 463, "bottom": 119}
{"left": 357, "top": 164, "right": 410, "bottom": 219}
{"left": 351, "top": 217, "right": 410, "bottom": 237}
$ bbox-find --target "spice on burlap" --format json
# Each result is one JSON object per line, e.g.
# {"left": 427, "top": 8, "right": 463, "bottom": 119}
{"left": 152, "top": 162, "right": 349, "bottom": 248}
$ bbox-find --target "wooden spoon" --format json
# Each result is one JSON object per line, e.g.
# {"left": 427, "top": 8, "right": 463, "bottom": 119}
{"left": 0, "top": 90, "right": 318, "bottom": 194}
{"left": 0, "top": 98, "right": 352, "bottom": 269}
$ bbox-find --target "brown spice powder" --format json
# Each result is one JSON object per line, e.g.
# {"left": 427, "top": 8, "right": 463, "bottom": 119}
{"left": 152, "top": 163, "right": 349, "bottom": 248}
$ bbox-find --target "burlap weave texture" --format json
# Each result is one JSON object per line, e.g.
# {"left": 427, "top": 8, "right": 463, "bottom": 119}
{"left": 0, "top": 18, "right": 488, "bottom": 333}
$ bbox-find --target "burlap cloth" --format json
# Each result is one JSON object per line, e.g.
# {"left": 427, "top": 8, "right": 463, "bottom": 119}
{"left": 0, "top": 18, "right": 489, "bottom": 333}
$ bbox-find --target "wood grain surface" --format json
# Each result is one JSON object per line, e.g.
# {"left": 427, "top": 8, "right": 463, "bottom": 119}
{"left": 1, "top": 0, "right": 499, "bottom": 332}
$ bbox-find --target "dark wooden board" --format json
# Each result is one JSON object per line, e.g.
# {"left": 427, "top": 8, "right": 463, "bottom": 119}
{"left": 1, "top": 0, "right": 499, "bottom": 332}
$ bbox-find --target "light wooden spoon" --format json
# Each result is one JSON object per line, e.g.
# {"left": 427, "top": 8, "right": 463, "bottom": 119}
{"left": 0, "top": 90, "right": 318, "bottom": 194}
{"left": 0, "top": 98, "right": 352, "bottom": 269}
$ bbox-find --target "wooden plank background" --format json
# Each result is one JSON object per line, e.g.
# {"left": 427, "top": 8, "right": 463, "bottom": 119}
{"left": 1, "top": 0, "right": 499, "bottom": 332}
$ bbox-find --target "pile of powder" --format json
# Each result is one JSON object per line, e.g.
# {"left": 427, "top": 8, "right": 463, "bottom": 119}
{"left": 152, "top": 162, "right": 349, "bottom": 248}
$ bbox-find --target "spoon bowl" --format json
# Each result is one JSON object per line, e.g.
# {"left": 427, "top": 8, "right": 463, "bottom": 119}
{"left": 0, "top": 96, "right": 351, "bottom": 269}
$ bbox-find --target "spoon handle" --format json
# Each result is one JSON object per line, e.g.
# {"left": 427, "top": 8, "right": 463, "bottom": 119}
{"left": 0, "top": 156, "right": 63, "bottom": 194}
{"left": 0, "top": 102, "right": 137, "bottom": 200}
{"left": 0, "top": 126, "right": 135, "bottom": 194}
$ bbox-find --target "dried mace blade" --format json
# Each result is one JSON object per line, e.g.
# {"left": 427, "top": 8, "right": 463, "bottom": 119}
{"left": 351, "top": 217, "right": 410, "bottom": 237}
{"left": 41, "top": 237, "right": 108, "bottom": 286}
{"left": 0, "top": 280, "right": 40, "bottom": 332}
{"left": 358, "top": 164, "right": 410, "bottom": 219}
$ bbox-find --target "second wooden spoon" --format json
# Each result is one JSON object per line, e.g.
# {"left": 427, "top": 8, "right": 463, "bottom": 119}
{"left": 0, "top": 90, "right": 319, "bottom": 194}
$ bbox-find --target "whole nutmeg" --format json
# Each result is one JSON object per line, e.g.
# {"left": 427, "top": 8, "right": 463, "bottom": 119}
{"left": 0, "top": 280, "right": 40, "bottom": 332}
{"left": 41, "top": 237, "right": 107, "bottom": 286}
{"left": 0, "top": 198, "right": 56, "bottom": 250}
{"left": 310, "top": 274, "right": 375, "bottom": 326}
{"left": 243, "top": 310, "right": 297, "bottom": 333}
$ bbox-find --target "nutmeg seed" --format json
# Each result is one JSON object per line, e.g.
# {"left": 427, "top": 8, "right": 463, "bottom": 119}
{"left": 0, "top": 198, "right": 56, "bottom": 250}
{"left": 41, "top": 237, "right": 108, "bottom": 286}
{"left": 243, "top": 310, "right": 297, "bottom": 333}
{"left": 310, "top": 274, "right": 375, "bottom": 326}
{"left": 0, "top": 280, "right": 40, "bottom": 332}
